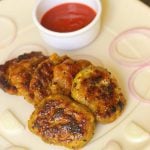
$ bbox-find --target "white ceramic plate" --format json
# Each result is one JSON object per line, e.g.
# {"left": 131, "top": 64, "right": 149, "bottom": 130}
{"left": 0, "top": 0, "right": 150, "bottom": 150}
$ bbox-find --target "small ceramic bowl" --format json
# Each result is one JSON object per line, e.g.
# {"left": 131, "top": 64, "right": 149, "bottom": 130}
{"left": 33, "top": 0, "right": 102, "bottom": 51}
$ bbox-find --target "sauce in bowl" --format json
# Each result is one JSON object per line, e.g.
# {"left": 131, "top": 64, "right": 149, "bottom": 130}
{"left": 41, "top": 3, "right": 96, "bottom": 33}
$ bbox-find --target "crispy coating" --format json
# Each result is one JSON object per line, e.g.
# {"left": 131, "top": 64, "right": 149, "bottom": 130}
{"left": 0, "top": 52, "right": 47, "bottom": 102}
{"left": 30, "top": 55, "right": 91, "bottom": 105}
{"left": 71, "top": 65, "right": 126, "bottom": 124}
{"left": 28, "top": 95, "right": 95, "bottom": 149}
{"left": 52, "top": 58, "right": 91, "bottom": 96}
{"left": 29, "top": 54, "right": 69, "bottom": 105}
{"left": 0, "top": 58, "right": 17, "bottom": 95}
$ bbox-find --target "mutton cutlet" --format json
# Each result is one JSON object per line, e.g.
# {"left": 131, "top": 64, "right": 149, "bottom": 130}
{"left": 28, "top": 95, "right": 95, "bottom": 149}
{"left": 0, "top": 52, "right": 47, "bottom": 103}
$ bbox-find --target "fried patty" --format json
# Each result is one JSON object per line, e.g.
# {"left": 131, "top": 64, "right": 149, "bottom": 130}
{"left": 30, "top": 55, "right": 91, "bottom": 105}
{"left": 28, "top": 95, "right": 95, "bottom": 149}
{"left": 71, "top": 65, "right": 126, "bottom": 124}
{"left": 0, "top": 52, "right": 47, "bottom": 103}
{"left": 29, "top": 54, "right": 69, "bottom": 105}
{"left": 0, "top": 58, "right": 17, "bottom": 95}
{"left": 52, "top": 58, "right": 91, "bottom": 96}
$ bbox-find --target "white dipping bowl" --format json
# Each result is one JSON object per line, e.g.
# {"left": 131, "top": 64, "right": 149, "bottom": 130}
{"left": 33, "top": 0, "right": 102, "bottom": 51}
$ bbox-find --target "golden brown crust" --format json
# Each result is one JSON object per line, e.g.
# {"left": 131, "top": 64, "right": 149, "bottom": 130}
{"left": 71, "top": 65, "right": 126, "bottom": 124}
{"left": 29, "top": 54, "right": 69, "bottom": 105}
{"left": 30, "top": 55, "right": 91, "bottom": 105}
{"left": 0, "top": 52, "right": 47, "bottom": 102}
{"left": 29, "top": 58, "right": 54, "bottom": 104}
{"left": 0, "top": 52, "right": 127, "bottom": 148}
{"left": 28, "top": 95, "right": 95, "bottom": 149}
{"left": 52, "top": 58, "right": 91, "bottom": 96}
{"left": 0, "top": 59, "right": 17, "bottom": 95}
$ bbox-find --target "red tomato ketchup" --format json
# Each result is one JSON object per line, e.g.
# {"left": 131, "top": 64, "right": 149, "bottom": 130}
{"left": 41, "top": 3, "right": 96, "bottom": 33}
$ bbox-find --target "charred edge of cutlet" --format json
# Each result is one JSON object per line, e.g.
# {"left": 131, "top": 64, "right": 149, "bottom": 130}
{"left": 16, "top": 52, "right": 46, "bottom": 62}
{"left": 0, "top": 64, "right": 17, "bottom": 94}
{"left": 32, "top": 100, "right": 85, "bottom": 139}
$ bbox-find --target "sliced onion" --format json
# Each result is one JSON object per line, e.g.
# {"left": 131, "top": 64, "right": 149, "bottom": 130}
{"left": 128, "top": 64, "right": 150, "bottom": 103}
{"left": 109, "top": 27, "right": 150, "bottom": 67}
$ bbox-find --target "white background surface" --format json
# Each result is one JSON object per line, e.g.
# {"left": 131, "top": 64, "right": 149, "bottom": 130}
{"left": 0, "top": 0, "right": 150, "bottom": 149}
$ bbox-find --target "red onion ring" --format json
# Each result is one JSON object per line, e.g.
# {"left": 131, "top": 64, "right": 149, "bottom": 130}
{"left": 128, "top": 63, "right": 150, "bottom": 103}
{"left": 109, "top": 27, "right": 150, "bottom": 67}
